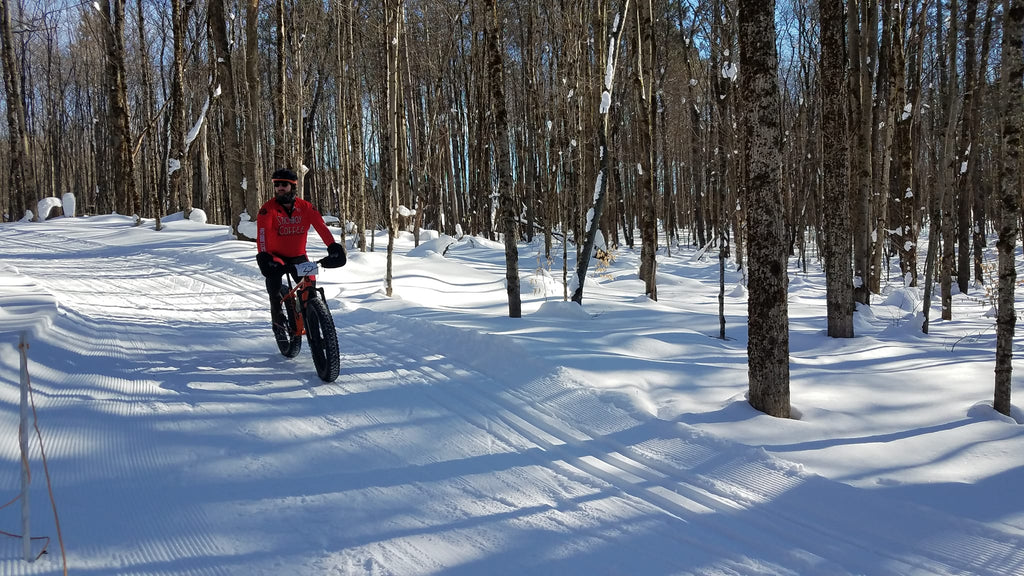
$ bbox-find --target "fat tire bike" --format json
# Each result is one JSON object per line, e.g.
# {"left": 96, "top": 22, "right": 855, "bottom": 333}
{"left": 273, "top": 260, "right": 340, "bottom": 382}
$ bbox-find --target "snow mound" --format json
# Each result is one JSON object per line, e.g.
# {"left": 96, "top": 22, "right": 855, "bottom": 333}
{"left": 882, "top": 287, "right": 920, "bottom": 312}
{"left": 37, "top": 196, "right": 64, "bottom": 220}
{"left": 407, "top": 235, "right": 457, "bottom": 258}
{"left": 968, "top": 401, "right": 1024, "bottom": 425}
{"left": 533, "top": 300, "right": 591, "bottom": 320}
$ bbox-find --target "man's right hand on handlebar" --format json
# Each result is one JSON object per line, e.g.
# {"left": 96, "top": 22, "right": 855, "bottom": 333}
{"left": 256, "top": 252, "right": 295, "bottom": 277}
{"left": 322, "top": 242, "right": 347, "bottom": 269}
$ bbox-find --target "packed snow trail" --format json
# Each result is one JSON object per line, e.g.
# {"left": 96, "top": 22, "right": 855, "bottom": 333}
{"left": 0, "top": 217, "right": 1021, "bottom": 575}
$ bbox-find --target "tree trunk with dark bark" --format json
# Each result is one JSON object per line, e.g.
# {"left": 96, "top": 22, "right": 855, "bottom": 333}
{"left": 994, "top": 0, "right": 1023, "bottom": 417}
{"left": 740, "top": 0, "right": 790, "bottom": 418}
{"left": 100, "top": 0, "right": 137, "bottom": 217}
{"left": 0, "top": 0, "right": 32, "bottom": 221}
{"left": 820, "top": 0, "right": 855, "bottom": 338}
{"left": 635, "top": 0, "right": 657, "bottom": 301}
{"left": 209, "top": 0, "right": 247, "bottom": 235}
{"left": 484, "top": 0, "right": 521, "bottom": 317}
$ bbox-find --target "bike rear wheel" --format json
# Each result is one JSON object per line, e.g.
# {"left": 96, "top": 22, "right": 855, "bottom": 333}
{"left": 303, "top": 296, "right": 340, "bottom": 382}
{"left": 275, "top": 289, "right": 302, "bottom": 358}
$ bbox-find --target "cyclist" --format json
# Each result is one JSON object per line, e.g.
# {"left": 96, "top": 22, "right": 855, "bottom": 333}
{"left": 256, "top": 168, "right": 346, "bottom": 342}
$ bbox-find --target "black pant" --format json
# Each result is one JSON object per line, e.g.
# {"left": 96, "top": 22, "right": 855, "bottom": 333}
{"left": 266, "top": 255, "right": 314, "bottom": 309}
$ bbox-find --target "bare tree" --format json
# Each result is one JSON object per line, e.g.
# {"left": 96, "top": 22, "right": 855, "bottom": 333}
{"left": 635, "top": 0, "right": 657, "bottom": 301}
{"left": 994, "top": 0, "right": 1023, "bottom": 417}
{"left": 98, "top": 0, "right": 136, "bottom": 217}
{"left": 740, "top": 0, "right": 790, "bottom": 418}
{"left": 889, "top": 0, "right": 920, "bottom": 287}
{"left": 243, "top": 0, "right": 262, "bottom": 217}
{"left": 274, "top": 0, "right": 288, "bottom": 168}
{"left": 939, "top": 0, "right": 960, "bottom": 321}
{"left": 346, "top": 0, "right": 367, "bottom": 251}
{"left": 209, "top": 0, "right": 248, "bottom": 235}
{"left": 573, "top": 0, "right": 630, "bottom": 305}
{"left": 163, "top": 0, "right": 189, "bottom": 229}
{"left": 0, "top": 0, "right": 32, "bottom": 221}
{"left": 922, "top": 0, "right": 960, "bottom": 332}
{"left": 482, "top": 0, "right": 522, "bottom": 317}
{"left": 133, "top": 0, "right": 160, "bottom": 223}
{"left": 820, "top": 0, "right": 855, "bottom": 338}
{"left": 971, "top": 0, "right": 997, "bottom": 284}
{"left": 848, "top": 0, "right": 872, "bottom": 305}
{"left": 711, "top": 0, "right": 737, "bottom": 339}
{"left": 383, "top": 0, "right": 403, "bottom": 297}
{"left": 957, "top": 0, "right": 981, "bottom": 294}
{"left": 871, "top": 0, "right": 894, "bottom": 294}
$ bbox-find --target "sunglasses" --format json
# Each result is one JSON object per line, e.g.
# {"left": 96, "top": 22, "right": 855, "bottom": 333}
{"left": 274, "top": 182, "right": 291, "bottom": 189}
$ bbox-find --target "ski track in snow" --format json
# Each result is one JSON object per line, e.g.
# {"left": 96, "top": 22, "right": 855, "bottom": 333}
{"left": 0, "top": 222, "right": 1022, "bottom": 575}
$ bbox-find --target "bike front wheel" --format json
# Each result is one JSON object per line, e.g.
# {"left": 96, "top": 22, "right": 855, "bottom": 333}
{"left": 303, "top": 296, "right": 340, "bottom": 382}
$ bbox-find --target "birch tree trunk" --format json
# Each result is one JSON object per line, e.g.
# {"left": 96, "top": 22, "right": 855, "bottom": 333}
{"left": 740, "top": 0, "right": 790, "bottom": 417}
{"left": 572, "top": 0, "right": 630, "bottom": 305}
{"left": 384, "top": 0, "right": 403, "bottom": 297}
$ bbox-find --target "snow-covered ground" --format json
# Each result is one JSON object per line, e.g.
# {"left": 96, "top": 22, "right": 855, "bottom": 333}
{"left": 0, "top": 214, "right": 1022, "bottom": 575}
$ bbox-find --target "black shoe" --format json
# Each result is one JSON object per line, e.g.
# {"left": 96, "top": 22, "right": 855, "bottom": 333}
{"left": 270, "top": 301, "right": 288, "bottom": 342}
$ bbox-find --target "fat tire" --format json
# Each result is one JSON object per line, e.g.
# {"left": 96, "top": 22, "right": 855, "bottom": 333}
{"left": 276, "top": 290, "right": 302, "bottom": 358}
{"left": 303, "top": 296, "right": 340, "bottom": 382}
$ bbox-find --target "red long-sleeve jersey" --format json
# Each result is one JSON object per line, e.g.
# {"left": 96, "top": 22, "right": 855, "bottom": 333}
{"left": 256, "top": 197, "right": 335, "bottom": 260}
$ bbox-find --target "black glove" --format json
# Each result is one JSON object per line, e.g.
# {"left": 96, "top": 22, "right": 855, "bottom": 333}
{"left": 256, "top": 252, "right": 277, "bottom": 277}
{"left": 323, "top": 242, "right": 347, "bottom": 268}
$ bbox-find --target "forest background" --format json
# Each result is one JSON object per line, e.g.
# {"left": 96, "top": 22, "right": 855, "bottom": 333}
{"left": 1, "top": 0, "right": 1023, "bottom": 416}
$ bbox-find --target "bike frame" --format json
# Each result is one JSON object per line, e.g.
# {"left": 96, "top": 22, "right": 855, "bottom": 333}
{"left": 281, "top": 261, "right": 327, "bottom": 338}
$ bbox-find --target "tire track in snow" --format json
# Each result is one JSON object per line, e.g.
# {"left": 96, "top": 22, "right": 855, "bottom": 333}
{"left": 499, "top": 365, "right": 1024, "bottom": 576}
{"left": 0, "top": 226, "right": 261, "bottom": 575}
{"left": 338, "top": 308, "right": 1024, "bottom": 576}
{"left": 335, "top": 313, "right": 804, "bottom": 575}
{"left": 0, "top": 225, "right": 265, "bottom": 328}
{"left": 310, "top": 336, "right": 685, "bottom": 572}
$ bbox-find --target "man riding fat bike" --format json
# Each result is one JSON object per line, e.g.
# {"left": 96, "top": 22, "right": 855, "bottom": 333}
{"left": 255, "top": 168, "right": 346, "bottom": 342}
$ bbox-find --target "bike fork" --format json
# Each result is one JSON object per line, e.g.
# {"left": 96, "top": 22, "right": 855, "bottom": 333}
{"left": 293, "top": 296, "right": 306, "bottom": 336}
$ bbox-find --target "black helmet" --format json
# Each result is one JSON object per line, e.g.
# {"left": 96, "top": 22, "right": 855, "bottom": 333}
{"left": 271, "top": 168, "right": 298, "bottom": 185}
{"left": 271, "top": 168, "right": 298, "bottom": 204}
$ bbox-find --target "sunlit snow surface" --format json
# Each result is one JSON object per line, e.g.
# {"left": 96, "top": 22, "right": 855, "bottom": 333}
{"left": 0, "top": 213, "right": 1022, "bottom": 575}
